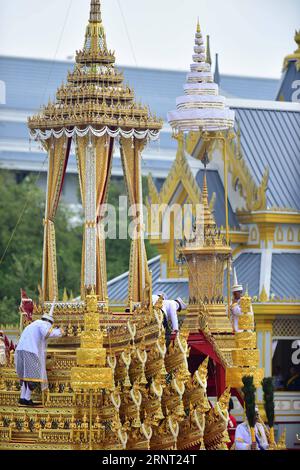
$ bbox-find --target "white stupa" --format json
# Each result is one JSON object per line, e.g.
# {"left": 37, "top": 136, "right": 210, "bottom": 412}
{"left": 167, "top": 20, "right": 235, "bottom": 132}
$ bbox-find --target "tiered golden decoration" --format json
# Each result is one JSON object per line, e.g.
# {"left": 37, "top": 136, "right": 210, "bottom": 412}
{"left": 180, "top": 172, "right": 232, "bottom": 335}
{"left": 204, "top": 388, "right": 231, "bottom": 450}
{"left": 0, "top": 299, "right": 231, "bottom": 451}
{"left": 28, "top": 1, "right": 161, "bottom": 132}
{"left": 226, "top": 289, "right": 264, "bottom": 388}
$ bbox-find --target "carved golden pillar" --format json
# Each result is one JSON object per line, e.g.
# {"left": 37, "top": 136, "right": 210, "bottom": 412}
{"left": 42, "top": 135, "right": 70, "bottom": 301}
{"left": 76, "top": 134, "right": 113, "bottom": 299}
{"left": 120, "top": 136, "right": 150, "bottom": 305}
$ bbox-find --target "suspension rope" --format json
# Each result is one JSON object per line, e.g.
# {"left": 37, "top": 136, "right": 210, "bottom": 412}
{"left": 0, "top": 1, "right": 73, "bottom": 266}
{"left": 0, "top": 154, "right": 48, "bottom": 266}
{"left": 41, "top": 0, "right": 73, "bottom": 105}
{"left": 116, "top": 0, "right": 138, "bottom": 67}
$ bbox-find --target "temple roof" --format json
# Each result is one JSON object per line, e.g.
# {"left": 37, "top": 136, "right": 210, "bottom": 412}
{"left": 233, "top": 103, "right": 300, "bottom": 210}
{"left": 0, "top": 56, "right": 280, "bottom": 113}
{"left": 271, "top": 253, "right": 300, "bottom": 299}
{"left": 1, "top": 59, "right": 298, "bottom": 210}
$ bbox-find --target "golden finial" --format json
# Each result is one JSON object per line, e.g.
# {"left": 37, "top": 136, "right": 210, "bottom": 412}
{"left": 218, "top": 387, "right": 231, "bottom": 412}
{"left": 202, "top": 172, "right": 209, "bottom": 206}
{"left": 197, "top": 356, "right": 209, "bottom": 382}
{"left": 277, "top": 428, "right": 287, "bottom": 450}
{"left": 259, "top": 285, "right": 268, "bottom": 302}
{"left": 197, "top": 17, "right": 201, "bottom": 33}
{"left": 62, "top": 287, "right": 68, "bottom": 302}
{"left": 90, "top": 0, "right": 102, "bottom": 23}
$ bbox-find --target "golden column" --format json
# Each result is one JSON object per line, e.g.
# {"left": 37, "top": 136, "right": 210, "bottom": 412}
{"left": 120, "top": 137, "right": 150, "bottom": 305}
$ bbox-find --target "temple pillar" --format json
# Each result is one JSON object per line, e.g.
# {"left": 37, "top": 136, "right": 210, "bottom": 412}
{"left": 76, "top": 134, "right": 114, "bottom": 299}
{"left": 255, "top": 316, "right": 274, "bottom": 401}
{"left": 120, "top": 136, "right": 150, "bottom": 305}
{"left": 42, "top": 135, "right": 71, "bottom": 301}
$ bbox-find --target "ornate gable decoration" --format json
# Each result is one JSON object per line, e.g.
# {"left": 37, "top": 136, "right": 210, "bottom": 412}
{"left": 186, "top": 119, "right": 269, "bottom": 212}
{"left": 148, "top": 134, "right": 202, "bottom": 207}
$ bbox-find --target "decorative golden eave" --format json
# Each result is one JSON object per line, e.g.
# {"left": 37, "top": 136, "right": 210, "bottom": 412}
{"left": 282, "top": 30, "right": 300, "bottom": 71}
{"left": 253, "top": 303, "right": 300, "bottom": 315}
{"left": 237, "top": 211, "right": 300, "bottom": 225}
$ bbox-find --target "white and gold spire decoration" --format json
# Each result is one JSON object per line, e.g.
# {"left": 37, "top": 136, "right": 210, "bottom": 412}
{"left": 167, "top": 20, "right": 234, "bottom": 132}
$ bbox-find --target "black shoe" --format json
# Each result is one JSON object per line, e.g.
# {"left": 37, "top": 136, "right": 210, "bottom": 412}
{"left": 25, "top": 399, "right": 36, "bottom": 406}
{"left": 18, "top": 398, "right": 27, "bottom": 405}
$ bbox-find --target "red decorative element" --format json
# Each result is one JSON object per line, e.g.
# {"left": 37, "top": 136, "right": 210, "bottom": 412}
{"left": 227, "top": 414, "right": 237, "bottom": 449}
{"left": 9, "top": 340, "right": 15, "bottom": 351}
{"left": 57, "top": 138, "right": 72, "bottom": 204}
{"left": 4, "top": 335, "right": 9, "bottom": 349}
{"left": 20, "top": 288, "right": 34, "bottom": 322}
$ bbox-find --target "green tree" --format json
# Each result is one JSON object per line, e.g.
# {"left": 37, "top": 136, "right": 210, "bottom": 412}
{"left": 0, "top": 171, "right": 82, "bottom": 324}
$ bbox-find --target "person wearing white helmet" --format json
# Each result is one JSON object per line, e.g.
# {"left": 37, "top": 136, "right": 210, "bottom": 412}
{"left": 230, "top": 269, "right": 244, "bottom": 333}
{"left": 15, "top": 300, "right": 63, "bottom": 406}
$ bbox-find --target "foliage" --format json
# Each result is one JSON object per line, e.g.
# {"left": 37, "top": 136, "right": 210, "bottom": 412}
{"left": 0, "top": 171, "right": 82, "bottom": 324}
{"left": 261, "top": 377, "right": 275, "bottom": 427}
{"left": 242, "top": 375, "right": 256, "bottom": 428}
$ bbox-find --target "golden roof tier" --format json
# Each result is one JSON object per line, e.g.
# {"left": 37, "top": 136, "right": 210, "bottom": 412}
{"left": 28, "top": 0, "right": 162, "bottom": 137}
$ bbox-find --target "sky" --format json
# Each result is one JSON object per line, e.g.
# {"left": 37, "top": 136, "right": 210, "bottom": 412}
{"left": 0, "top": 0, "right": 299, "bottom": 78}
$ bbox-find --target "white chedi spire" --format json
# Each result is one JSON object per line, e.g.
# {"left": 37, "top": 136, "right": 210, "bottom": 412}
{"left": 167, "top": 20, "right": 234, "bottom": 132}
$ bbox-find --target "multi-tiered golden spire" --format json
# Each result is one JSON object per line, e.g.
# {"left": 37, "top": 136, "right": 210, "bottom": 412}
{"left": 89, "top": 0, "right": 102, "bottom": 22}
{"left": 180, "top": 173, "right": 232, "bottom": 333}
{"left": 28, "top": 0, "right": 162, "bottom": 132}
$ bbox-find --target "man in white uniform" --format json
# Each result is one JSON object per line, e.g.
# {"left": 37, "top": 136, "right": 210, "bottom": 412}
{"left": 152, "top": 293, "right": 187, "bottom": 333}
{"left": 15, "top": 301, "right": 63, "bottom": 406}
{"left": 235, "top": 407, "right": 269, "bottom": 450}
{"left": 0, "top": 330, "right": 7, "bottom": 366}
{"left": 230, "top": 269, "right": 244, "bottom": 333}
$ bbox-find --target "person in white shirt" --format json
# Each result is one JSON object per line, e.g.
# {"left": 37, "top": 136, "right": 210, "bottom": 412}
{"left": 0, "top": 330, "right": 7, "bottom": 366}
{"left": 235, "top": 407, "right": 269, "bottom": 450}
{"left": 230, "top": 269, "right": 244, "bottom": 333}
{"left": 15, "top": 300, "right": 63, "bottom": 406}
{"left": 152, "top": 293, "right": 187, "bottom": 334}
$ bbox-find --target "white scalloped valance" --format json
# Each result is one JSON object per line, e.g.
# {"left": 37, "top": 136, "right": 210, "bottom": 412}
{"left": 29, "top": 125, "right": 160, "bottom": 141}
